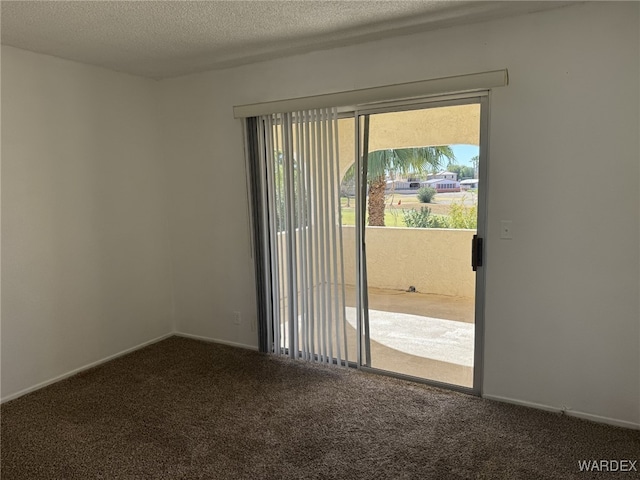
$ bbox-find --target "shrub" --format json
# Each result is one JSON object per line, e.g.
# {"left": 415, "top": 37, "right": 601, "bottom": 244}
{"left": 448, "top": 202, "right": 477, "bottom": 229}
{"left": 416, "top": 186, "right": 436, "bottom": 203}
{"left": 403, "top": 199, "right": 478, "bottom": 229}
{"left": 403, "top": 207, "right": 432, "bottom": 228}
{"left": 428, "top": 214, "right": 450, "bottom": 229}
{"left": 403, "top": 207, "right": 450, "bottom": 228}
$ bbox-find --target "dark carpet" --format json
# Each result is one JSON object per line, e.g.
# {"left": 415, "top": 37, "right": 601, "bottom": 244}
{"left": 1, "top": 336, "right": 638, "bottom": 479}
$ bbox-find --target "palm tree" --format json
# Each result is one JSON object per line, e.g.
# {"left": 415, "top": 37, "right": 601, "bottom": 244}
{"left": 344, "top": 146, "right": 455, "bottom": 226}
{"left": 470, "top": 155, "right": 479, "bottom": 179}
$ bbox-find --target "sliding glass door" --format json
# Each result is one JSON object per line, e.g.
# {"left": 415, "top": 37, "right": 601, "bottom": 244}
{"left": 354, "top": 96, "right": 487, "bottom": 393}
{"left": 247, "top": 93, "right": 488, "bottom": 394}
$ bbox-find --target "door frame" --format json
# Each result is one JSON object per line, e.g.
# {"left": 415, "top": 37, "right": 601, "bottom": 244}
{"left": 352, "top": 92, "right": 490, "bottom": 396}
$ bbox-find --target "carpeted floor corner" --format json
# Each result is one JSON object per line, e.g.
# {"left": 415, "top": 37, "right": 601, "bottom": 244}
{"left": 1, "top": 336, "right": 638, "bottom": 479}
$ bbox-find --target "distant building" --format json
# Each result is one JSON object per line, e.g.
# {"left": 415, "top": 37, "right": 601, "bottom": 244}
{"left": 460, "top": 179, "right": 479, "bottom": 190}
{"left": 386, "top": 180, "right": 413, "bottom": 190}
{"left": 421, "top": 178, "right": 460, "bottom": 193}
{"left": 427, "top": 171, "right": 458, "bottom": 181}
{"left": 386, "top": 175, "right": 423, "bottom": 190}
{"left": 387, "top": 171, "right": 461, "bottom": 191}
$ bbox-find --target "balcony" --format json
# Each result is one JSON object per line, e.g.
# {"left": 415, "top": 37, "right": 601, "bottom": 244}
{"left": 340, "top": 225, "right": 476, "bottom": 387}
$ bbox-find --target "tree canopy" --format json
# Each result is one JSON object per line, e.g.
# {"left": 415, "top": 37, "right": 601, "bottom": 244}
{"left": 342, "top": 146, "right": 456, "bottom": 226}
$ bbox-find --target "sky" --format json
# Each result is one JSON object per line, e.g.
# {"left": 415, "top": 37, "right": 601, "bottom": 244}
{"left": 450, "top": 144, "right": 479, "bottom": 168}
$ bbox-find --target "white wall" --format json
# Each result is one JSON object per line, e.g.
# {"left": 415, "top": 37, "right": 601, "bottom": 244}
{"left": 159, "top": 2, "right": 639, "bottom": 427}
{"left": 1, "top": 46, "right": 174, "bottom": 400}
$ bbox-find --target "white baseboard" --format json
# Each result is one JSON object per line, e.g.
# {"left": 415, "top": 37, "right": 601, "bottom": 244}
{"left": 1, "top": 333, "right": 174, "bottom": 404}
{"left": 482, "top": 393, "right": 640, "bottom": 430}
{"left": 174, "top": 331, "right": 259, "bottom": 351}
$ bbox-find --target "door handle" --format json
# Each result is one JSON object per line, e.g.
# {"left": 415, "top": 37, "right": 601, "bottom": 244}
{"left": 472, "top": 235, "right": 483, "bottom": 271}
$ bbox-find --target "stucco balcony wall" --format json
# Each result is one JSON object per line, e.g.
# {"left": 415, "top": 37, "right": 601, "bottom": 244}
{"left": 341, "top": 225, "right": 476, "bottom": 298}
{"left": 274, "top": 225, "right": 475, "bottom": 300}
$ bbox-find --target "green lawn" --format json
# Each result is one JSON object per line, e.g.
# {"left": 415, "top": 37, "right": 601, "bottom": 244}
{"left": 340, "top": 207, "right": 407, "bottom": 227}
{"left": 340, "top": 195, "right": 423, "bottom": 227}
{"left": 338, "top": 193, "right": 476, "bottom": 228}
{"left": 288, "top": 191, "right": 481, "bottom": 228}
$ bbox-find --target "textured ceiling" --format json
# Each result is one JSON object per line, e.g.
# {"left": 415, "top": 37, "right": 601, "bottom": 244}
{"left": 1, "top": 1, "right": 573, "bottom": 79}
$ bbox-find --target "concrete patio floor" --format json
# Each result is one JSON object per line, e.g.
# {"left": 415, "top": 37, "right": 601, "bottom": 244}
{"left": 343, "top": 286, "right": 475, "bottom": 388}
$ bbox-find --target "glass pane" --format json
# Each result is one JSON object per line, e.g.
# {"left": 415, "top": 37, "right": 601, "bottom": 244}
{"left": 358, "top": 104, "right": 481, "bottom": 388}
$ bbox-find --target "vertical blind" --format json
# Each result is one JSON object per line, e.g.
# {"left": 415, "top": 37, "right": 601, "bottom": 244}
{"left": 249, "top": 108, "right": 349, "bottom": 365}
